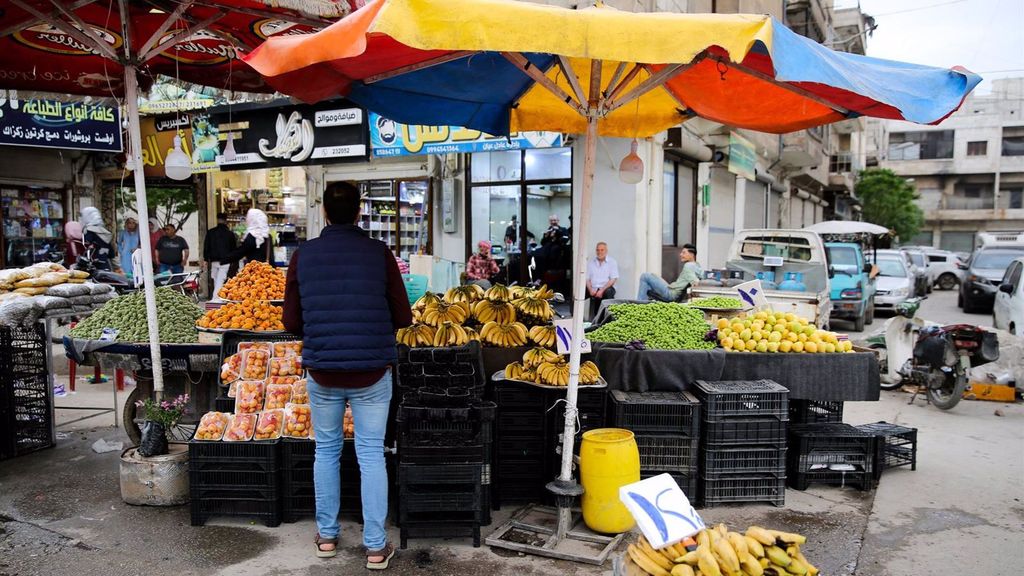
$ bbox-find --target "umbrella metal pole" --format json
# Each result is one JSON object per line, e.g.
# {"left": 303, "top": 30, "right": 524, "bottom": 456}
{"left": 123, "top": 64, "right": 166, "bottom": 395}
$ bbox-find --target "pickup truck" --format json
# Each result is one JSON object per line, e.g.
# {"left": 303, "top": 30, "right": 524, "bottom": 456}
{"left": 691, "top": 229, "right": 833, "bottom": 328}
{"left": 824, "top": 241, "right": 876, "bottom": 331}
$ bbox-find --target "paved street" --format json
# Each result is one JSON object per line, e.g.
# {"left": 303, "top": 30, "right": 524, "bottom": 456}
{"left": 2, "top": 290, "right": 1021, "bottom": 576}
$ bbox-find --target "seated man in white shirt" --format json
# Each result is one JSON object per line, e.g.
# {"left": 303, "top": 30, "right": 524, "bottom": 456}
{"left": 586, "top": 241, "right": 619, "bottom": 319}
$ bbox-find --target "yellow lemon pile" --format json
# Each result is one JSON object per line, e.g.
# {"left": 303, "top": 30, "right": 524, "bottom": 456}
{"left": 715, "top": 310, "right": 853, "bottom": 353}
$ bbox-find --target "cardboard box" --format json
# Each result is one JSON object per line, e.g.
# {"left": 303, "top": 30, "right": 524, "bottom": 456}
{"left": 964, "top": 382, "right": 1017, "bottom": 403}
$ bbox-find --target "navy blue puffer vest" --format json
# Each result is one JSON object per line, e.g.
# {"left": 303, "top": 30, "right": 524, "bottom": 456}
{"left": 296, "top": 224, "right": 397, "bottom": 371}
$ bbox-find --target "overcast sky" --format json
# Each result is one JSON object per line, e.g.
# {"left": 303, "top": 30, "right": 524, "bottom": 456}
{"left": 835, "top": 0, "right": 1024, "bottom": 93}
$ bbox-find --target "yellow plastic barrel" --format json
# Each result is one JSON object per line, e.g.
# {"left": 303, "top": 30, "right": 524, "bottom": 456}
{"left": 579, "top": 428, "right": 640, "bottom": 533}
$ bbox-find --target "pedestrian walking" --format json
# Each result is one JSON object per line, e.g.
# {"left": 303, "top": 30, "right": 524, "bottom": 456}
{"left": 203, "top": 212, "right": 237, "bottom": 298}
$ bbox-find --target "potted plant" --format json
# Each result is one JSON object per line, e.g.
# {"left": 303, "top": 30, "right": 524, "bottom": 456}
{"left": 134, "top": 394, "right": 188, "bottom": 457}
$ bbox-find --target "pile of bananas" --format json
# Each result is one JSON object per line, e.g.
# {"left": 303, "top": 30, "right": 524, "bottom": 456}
{"left": 419, "top": 301, "right": 470, "bottom": 327}
{"left": 529, "top": 324, "right": 557, "bottom": 348}
{"left": 513, "top": 296, "right": 554, "bottom": 324}
{"left": 504, "top": 348, "right": 602, "bottom": 386}
{"left": 396, "top": 324, "right": 437, "bottom": 348}
{"left": 472, "top": 299, "right": 516, "bottom": 324}
{"left": 484, "top": 283, "right": 513, "bottom": 301}
{"left": 444, "top": 284, "right": 484, "bottom": 304}
{"left": 412, "top": 292, "right": 442, "bottom": 314}
{"left": 627, "top": 525, "right": 817, "bottom": 576}
{"left": 432, "top": 321, "right": 474, "bottom": 347}
{"left": 480, "top": 321, "right": 529, "bottom": 347}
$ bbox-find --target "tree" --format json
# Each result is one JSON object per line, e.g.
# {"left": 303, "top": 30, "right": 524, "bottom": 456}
{"left": 116, "top": 185, "right": 198, "bottom": 231}
{"left": 854, "top": 168, "right": 924, "bottom": 242}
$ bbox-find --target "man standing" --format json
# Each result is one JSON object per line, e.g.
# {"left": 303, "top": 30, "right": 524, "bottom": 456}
{"left": 154, "top": 224, "right": 189, "bottom": 274}
{"left": 203, "top": 213, "right": 237, "bottom": 299}
{"left": 637, "top": 244, "right": 702, "bottom": 302}
{"left": 586, "top": 241, "right": 619, "bottom": 318}
{"left": 283, "top": 182, "right": 410, "bottom": 570}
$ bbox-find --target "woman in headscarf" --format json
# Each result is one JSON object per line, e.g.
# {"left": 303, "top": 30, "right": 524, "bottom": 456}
{"left": 148, "top": 216, "right": 164, "bottom": 254}
{"left": 220, "top": 208, "right": 274, "bottom": 271}
{"left": 117, "top": 217, "right": 140, "bottom": 276}
{"left": 80, "top": 207, "right": 114, "bottom": 270}
{"left": 64, "top": 221, "right": 85, "bottom": 267}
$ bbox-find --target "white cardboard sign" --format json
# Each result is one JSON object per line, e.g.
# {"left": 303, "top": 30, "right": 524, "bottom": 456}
{"left": 553, "top": 318, "right": 591, "bottom": 356}
{"left": 734, "top": 279, "right": 768, "bottom": 309}
{"left": 619, "top": 473, "right": 705, "bottom": 549}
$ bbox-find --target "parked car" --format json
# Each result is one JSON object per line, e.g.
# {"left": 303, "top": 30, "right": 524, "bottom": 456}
{"left": 959, "top": 245, "right": 1024, "bottom": 313}
{"left": 993, "top": 256, "right": 1024, "bottom": 334}
{"left": 876, "top": 249, "right": 927, "bottom": 297}
{"left": 825, "top": 241, "right": 875, "bottom": 331}
{"left": 901, "top": 248, "right": 932, "bottom": 294}
{"left": 870, "top": 255, "right": 915, "bottom": 313}
{"left": 922, "top": 249, "right": 964, "bottom": 290}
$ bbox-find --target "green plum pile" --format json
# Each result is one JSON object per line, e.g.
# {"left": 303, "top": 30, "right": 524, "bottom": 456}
{"left": 589, "top": 302, "right": 715, "bottom": 350}
{"left": 70, "top": 288, "right": 202, "bottom": 343}
{"left": 688, "top": 296, "right": 743, "bottom": 309}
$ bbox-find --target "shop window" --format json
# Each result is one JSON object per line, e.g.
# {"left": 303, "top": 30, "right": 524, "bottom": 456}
{"left": 1002, "top": 136, "right": 1024, "bottom": 157}
{"left": 469, "top": 150, "right": 522, "bottom": 182}
{"left": 888, "top": 130, "right": 954, "bottom": 160}
{"left": 966, "top": 141, "right": 987, "bottom": 156}
{"left": 525, "top": 148, "right": 572, "bottom": 181}
{"left": 940, "top": 231, "right": 976, "bottom": 254}
{"left": 662, "top": 161, "right": 676, "bottom": 245}
{"left": 739, "top": 235, "right": 813, "bottom": 262}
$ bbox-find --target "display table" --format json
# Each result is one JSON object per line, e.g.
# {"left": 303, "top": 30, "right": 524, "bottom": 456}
{"left": 592, "top": 344, "right": 880, "bottom": 401}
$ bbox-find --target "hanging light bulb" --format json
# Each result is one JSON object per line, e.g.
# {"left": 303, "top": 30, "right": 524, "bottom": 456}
{"left": 618, "top": 138, "right": 644, "bottom": 184}
{"left": 222, "top": 132, "right": 237, "bottom": 163}
{"left": 165, "top": 135, "right": 192, "bottom": 180}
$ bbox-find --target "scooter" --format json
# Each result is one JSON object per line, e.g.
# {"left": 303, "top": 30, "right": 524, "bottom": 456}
{"left": 867, "top": 299, "right": 999, "bottom": 410}
{"left": 73, "top": 252, "right": 134, "bottom": 294}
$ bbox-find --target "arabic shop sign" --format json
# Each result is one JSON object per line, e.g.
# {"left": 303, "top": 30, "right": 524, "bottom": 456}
{"left": 728, "top": 131, "right": 757, "bottom": 182}
{"left": 210, "top": 99, "right": 368, "bottom": 170}
{"left": 138, "top": 112, "right": 219, "bottom": 177}
{"left": 0, "top": 93, "right": 121, "bottom": 152}
{"left": 369, "top": 113, "right": 563, "bottom": 157}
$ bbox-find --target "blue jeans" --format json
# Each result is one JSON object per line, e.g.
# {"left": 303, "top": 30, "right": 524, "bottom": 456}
{"left": 308, "top": 371, "right": 392, "bottom": 549}
{"left": 159, "top": 263, "right": 184, "bottom": 274}
{"left": 637, "top": 272, "right": 673, "bottom": 301}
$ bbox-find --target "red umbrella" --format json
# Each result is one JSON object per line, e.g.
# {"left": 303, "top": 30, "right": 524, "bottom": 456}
{"left": 0, "top": 0, "right": 350, "bottom": 394}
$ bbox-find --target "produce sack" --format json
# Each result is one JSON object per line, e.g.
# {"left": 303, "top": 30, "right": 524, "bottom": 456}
{"left": 33, "top": 296, "right": 72, "bottom": 311}
{"left": 88, "top": 282, "right": 114, "bottom": 294}
{"left": 0, "top": 299, "right": 39, "bottom": 327}
{"left": 46, "top": 283, "right": 92, "bottom": 298}
{"left": 70, "top": 270, "right": 91, "bottom": 280}
{"left": 15, "top": 277, "right": 49, "bottom": 288}
{"left": 0, "top": 292, "right": 28, "bottom": 302}
{"left": 14, "top": 287, "right": 48, "bottom": 295}
{"left": 92, "top": 293, "right": 116, "bottom": 305}
{"left": 70, "top": 295, "right": 93, "bottom": 306}
{"left": 138, "top": 421, "right": 169, "bottom": 457}
{"left": 0, "top": 269, "right": 29, "bottom": 284}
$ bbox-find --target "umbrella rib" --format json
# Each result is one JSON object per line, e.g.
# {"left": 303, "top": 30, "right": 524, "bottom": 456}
{"left": 588, "top": 60, "right": 602, "bottom": 111}
{"left": 191, "top": 0, "right": 335, "bottom": 27}
{"left": 602, "top": 61, "right": 628, "bottom": 99}
{"left": 706, "top": 55, "right": 851, "bottom": 116}
{"left": 0, "top": 0, "right": 96, "bottom": 39}
{"left": 136, "top": 0, "right": 194, "bottom": 60}
{"left": 364, "top": 51, "right": 476, "bottom": 84}
{"left": 603, "top": 63, "right": 643, "bottom": 103}
{"left": 11, "top": 0, "right": 118, "bottom": 61}
{"left": 556, "top": 56, "right": 587, "bottom": 110}
{"left": 139, "top": 10, "right": 229, "bottom": 62}
{"left": 603, "top": 63, "right": 689, "bottom": 114}
{"left": 46, "top": 0, "right": 120, "bottom": 61}
{"left": 501, "top": 52, "right": 584, "bottom": 115}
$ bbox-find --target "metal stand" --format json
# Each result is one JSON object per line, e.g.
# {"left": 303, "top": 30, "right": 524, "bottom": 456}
{"left": 43, "top": 311, "right": 121, "bottom": 429}
{"left": 485, "top": 502, "right": 625, "bottom": 565}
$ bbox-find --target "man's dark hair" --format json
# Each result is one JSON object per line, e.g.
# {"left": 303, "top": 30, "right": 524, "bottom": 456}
{"left": 683, "top": 243, "right": 697, "bottom": 256}
{"left": 324, "top": 181, "right": 361, "bottom": 225}
{"left": 216, "top": 212, "right": 227, "bottom": 220}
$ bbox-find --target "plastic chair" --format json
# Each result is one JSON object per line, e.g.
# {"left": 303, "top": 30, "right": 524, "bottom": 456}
{"left": 403, "top": 274, "right": 429, "bottom": 303}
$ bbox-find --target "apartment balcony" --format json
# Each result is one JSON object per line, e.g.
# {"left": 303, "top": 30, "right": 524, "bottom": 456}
{"left": 925, "top": 208, "right": 1024, "bottom": 222}
{"left": 786, "top": 0, "right": 830, "bottom": 43}
{"left": 827, "top": 172, "right": 856, "bottom": 192}
{"left": 831, "top": 117, "right": 865, "bottom": 135}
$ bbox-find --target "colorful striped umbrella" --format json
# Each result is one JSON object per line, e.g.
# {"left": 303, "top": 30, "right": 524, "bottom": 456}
{"left": 244, "top": 0, "right": 980, "bottom": 518}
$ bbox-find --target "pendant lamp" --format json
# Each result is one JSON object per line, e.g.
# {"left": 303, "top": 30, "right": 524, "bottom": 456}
{"left": 165, "top": 135, "right": 192, "bottom": 180}
{"left": 222, "top": 132, "right": 237, "bottom": 163}
{"left": 618, "top": 139, "right": 644, "bottom": 184}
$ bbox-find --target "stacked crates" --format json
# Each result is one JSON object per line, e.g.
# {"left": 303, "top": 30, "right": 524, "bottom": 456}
{"left": 0, "top": 324, "right": 52, "bottom": 461}
{"left": 396, "top": 342, "right": 493, "bottom": 549}
{"left": 189, "top": 441, "right": 281, "bottom": 527}
{"left": 693, "top": 380, "right": 789, "bottom": 507}
{"left": 493, "top": 379, "right": 606, "bottom": 507}
{"left": 280, "top": 437, "right": 364, "bottom": 523}
{"left": 787, "top": 423, "right": 877, "bottom": 491}
{"left": 789, "top": 399, "right": 844, "bottom": 424}
{"left": 609, "top": 391, "right": 700, "bottom": 500}
{"left": 855, "top": 421, "right": 917, "bottom": 482}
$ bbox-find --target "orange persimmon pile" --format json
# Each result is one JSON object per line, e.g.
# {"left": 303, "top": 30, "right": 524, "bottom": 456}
{"left": 197, "top": 299, "right": 285, "bottom": 331}
{"left": 217, "top": 261, "right": 286, "bottom": 301}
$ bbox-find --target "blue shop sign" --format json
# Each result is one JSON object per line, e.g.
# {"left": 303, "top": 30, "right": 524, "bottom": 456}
{"left": 0, "top": 94, "right": 122, "bottom": 152}
{"left": 369, "top": 113, "right": 561, "bottom": 157}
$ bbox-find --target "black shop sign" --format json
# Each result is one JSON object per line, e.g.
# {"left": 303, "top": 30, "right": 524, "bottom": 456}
{"left": 211, "top": 99, "right": 369, "bottom": 170}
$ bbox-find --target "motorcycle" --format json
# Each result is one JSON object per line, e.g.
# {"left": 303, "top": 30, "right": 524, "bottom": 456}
{"left": 867, "top": 300, "right": 1000, "bottom": 410}
{"left": 74, "top": 251, "right": 201, "bottom": 301}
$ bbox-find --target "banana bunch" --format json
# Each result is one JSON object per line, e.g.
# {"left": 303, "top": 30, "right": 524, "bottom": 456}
{"left": 480, "top": 321, "right": 529, "bottom": 347}
{"left": 513, "top": 296, "right": 554, "bottom": 323}
{"left": 412, "top": 292, "right": 442, "bottom": 313}
{"left": 420, "top": 301, "right": 470, "bottom": 327}
{"left": 395, "top": 324, "right": 437, "bottom": 348}
{"left": 579, "top": 360, "right": 601, "bottom": 384}
{"left": 529, "top": 324, "right": 557, "bottom": 348}
{"left": 473, "top": 299, "right": 516, "bottom": 324}
{"left": 432, "top": 321, "right": 471, "bottom": 347}
{"left": 628, "top": 525, "right": 816, "bottom": 576}
{"left": 534, "top": 284, "right": 555, "bottom": 300}
{"left": 504, "top": 361, "right": 525, "bottom": 380}
{"left": 510, "top": 285, "right": 534, "bottom": 299}
{"left": 464, "top": 326, "right": 481, "bottom": 342}
{"left": 523, "top": 347, "right": 561, "bottom": 368}
{"left": 444, "top": 284, "right": 484, "bottom": 304}
{"left": 484, "top": 283, "right": 513, "bottom": 302}
{"left": 536, "top": 359, "right": 570, "bottom": 386}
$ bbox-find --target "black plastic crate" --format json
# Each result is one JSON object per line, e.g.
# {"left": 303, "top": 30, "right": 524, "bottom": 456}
{"left": 190, "top": 486, "right": 281, "bottom": 527}
{"left": 693, "top": 380, "right": 788, "bottom": 420}
{"left": 397, "top": 342, "right": 486, "bottom": 389}
{"left": 188, "top": 438, "right": 279, "bottom": 469}
{"left": 281, "top": 482, "right": 362, "bottom": 523}
{"left": 494, "top": 459, "right": 548, "bottom": 506}
{"left": 641, "top": 471, "right": 700, "bottom": 505}
{"left": 399, "top": 513, "right": 483, "bottom": 548}
{"left": 789, "top": 400, "right": 844, "bottom": 424}
{"left": 789, "top": 423, "right": 877, "bottom": 474}
{"left": 397, "top": 402, "right": 495, "bottom": 446}
{"left": 789, "top": 468, "right": 874, "bottom": 491}
{"left": 213, "top": 396, "right": 234, "bottom": 413}
{"left": 702, "top": 417, "right": 788, "bottom": 446}
{"left": 700, "top": 473, "right": 786, "bottom": 507}
{"left": 610, "top": 390, "right": 701, "bottom": 436}
{"left": 190, "top": 467, "right": 278, "bottom": 490}
{"left": 399, "top": 439, "right": 491, "bottom": 465}
{"left": 498, "top": 410, "right": 546, "bottom": 434}
{"left": 701, "top": 445, "right": 787, "bottom": 476}
{"left": 856, "top": 421, "right": 918, "bottom": 476}
{"left": 497, "top": 435, "right": 547, "bottom": 460}
{"left": 494, "top": 382, "right": 548, "bottom": 409}
{"left": 635, "top": 434, "right": 699, "bottom": 473}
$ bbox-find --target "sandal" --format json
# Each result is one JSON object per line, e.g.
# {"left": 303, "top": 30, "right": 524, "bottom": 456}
{"left": 314, "top": 534, "right": 338, "bottom": 559}
{"left": 365, "top": 541, "right": 395, "bottom": 570}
